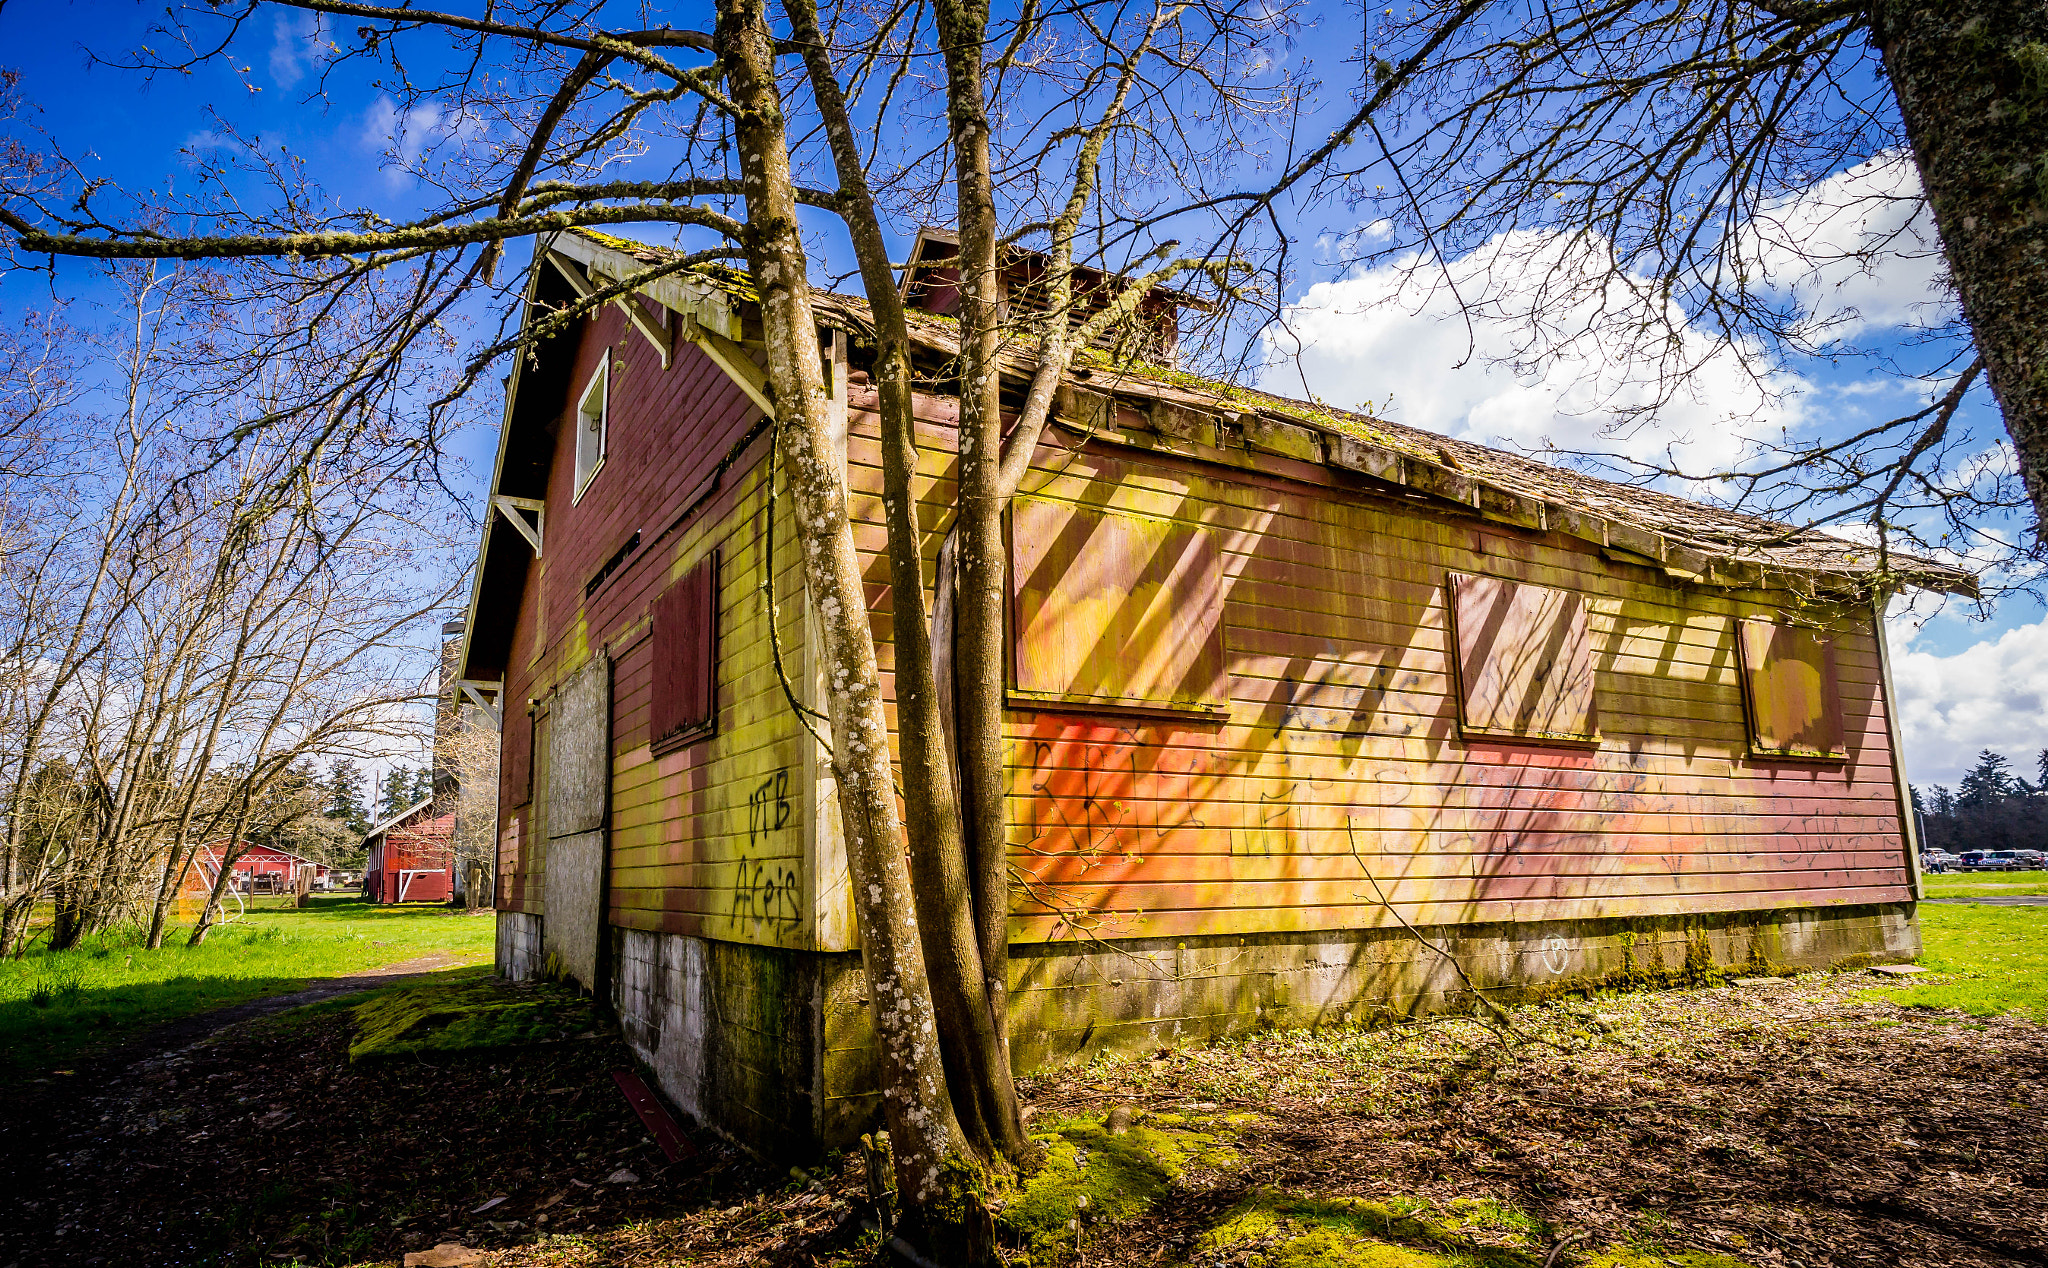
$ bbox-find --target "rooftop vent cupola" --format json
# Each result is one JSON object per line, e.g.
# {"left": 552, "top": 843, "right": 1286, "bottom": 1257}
{"left": 897, "top": 226, "right": 1200, "bottom": 367}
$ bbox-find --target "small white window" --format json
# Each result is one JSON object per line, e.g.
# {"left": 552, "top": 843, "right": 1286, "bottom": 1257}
{"left": 573, "top": 360, "right": 607, "bottom": 503}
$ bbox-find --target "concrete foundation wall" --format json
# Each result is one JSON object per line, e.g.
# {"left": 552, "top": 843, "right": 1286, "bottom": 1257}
{"left": 609, "top": 926, "right": 863, "bottom": 1158}
{"left": 496, "top": 910, "right": 543, "bottom": 982}
{"left": 1006, "top": 901, "right": 1917, "bottom": 1071}
{"left": 592, "top": 902, "right": 1915, "bottom": 1156}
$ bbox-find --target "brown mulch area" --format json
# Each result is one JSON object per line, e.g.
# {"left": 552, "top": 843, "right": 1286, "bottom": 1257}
{"left": 0, "top": 972, "right": 2043, "bottom": 1267}
{"left": 0, "top": 978, "right": 860, "bottom": 1268}
{"left": 1050, "top": 976, "right": 2048, "bottom": 1267}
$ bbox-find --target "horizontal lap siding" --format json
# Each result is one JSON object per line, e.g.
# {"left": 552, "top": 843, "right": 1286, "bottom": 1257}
{"left": 495, "top": 309, "right": 809, "bottom": 948}
{"left": 605, "top": 477, "right": 811, "bottom": 946}
{"left": 837, "top": 390, "right": 1910, "bottom": 946}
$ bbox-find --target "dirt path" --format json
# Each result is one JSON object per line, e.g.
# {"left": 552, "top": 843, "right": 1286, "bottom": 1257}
{"left": 0, "top": 953, "right": 493, "bottom": 1268}
{"left": 101, "top": 950, "right": 482, "bottom": 1067}
{"left": 1923, "top": 895, "right": 2048, "bottom": 906}
{"left": 0, "top": 969, "right": 752, "bottom": 1268}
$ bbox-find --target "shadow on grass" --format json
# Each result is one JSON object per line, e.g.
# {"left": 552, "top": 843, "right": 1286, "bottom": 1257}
{"left": 0, "top": 974, "right": 335, "bottom": 1075}
{"left": 0, "top": 899, "right": 495, "bottom": 1078}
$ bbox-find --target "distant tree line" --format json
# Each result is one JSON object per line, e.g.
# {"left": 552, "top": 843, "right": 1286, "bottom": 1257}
{"left": 1912, "top": 750, "right": 2048, "bottom": 855}
{"left": 0, "top": 269, "right": 465, "bottom": 956}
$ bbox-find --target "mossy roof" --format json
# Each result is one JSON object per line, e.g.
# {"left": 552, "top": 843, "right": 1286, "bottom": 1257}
{"left": 558, "top": 229, "right": 1974, "bottom": 596}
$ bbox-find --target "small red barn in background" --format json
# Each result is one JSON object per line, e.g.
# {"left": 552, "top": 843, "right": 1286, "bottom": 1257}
{"left": 363, "top": 798, "right": 455, "bottom": 904}
{"left": 183, "top": 842, "right": 329, "bottom": 894}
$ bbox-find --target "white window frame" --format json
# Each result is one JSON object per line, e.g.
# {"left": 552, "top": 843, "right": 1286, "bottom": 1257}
{"left": 572, "top": 360, "right": 608, "bottom": 504}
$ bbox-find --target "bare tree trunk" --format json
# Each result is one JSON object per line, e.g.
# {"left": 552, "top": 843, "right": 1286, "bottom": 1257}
{"left": 1874, "top": 0, "right": 2048, "bottom": 526}
{"left": 932, "top": 0, "right": 1031, "bottom": 1166}
{"left": 716, "top": 0, "right": 975, "bottom": 1228}
{"left": 783, "top": 0, "right": 1024, "bottom": 1168}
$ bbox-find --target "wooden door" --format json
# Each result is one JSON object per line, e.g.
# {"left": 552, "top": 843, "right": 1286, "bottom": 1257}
{"left": 543, "top": 653, "right": 610, "bottom": 993}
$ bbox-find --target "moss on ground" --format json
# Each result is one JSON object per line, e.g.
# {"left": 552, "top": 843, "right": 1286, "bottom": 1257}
{"left": 348, "top": 972, "right": 600, "bottom": 1061}
{"left": 1192, "top": 1190, "right": 1760, "bottom": 1268}
{"left": 1198, "top": 1190, "right": 1545, "bottom": 1267}
{"left": 998, "top": 1109, "right": 1241, "bottom": 1264}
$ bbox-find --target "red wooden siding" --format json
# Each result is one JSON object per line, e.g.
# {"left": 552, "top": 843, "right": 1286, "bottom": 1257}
{"left": 493, "top": 300, "right": 814, "bottom": 947}
{"left": 503, "top": 707, "right": 534, "bottom": 809}
{"left": 1737, "top": 619, "right": 1848, "bottom": 760}
{"left": 366, "top": 812, "right": 454, "bottom": 904}
{"left": 1448, "top": 573, "right": 1598, "bottom": 742}
{"left": 835, "top": 388, "right": 1912, "bottom": 945}
{"left": 493, "top": 294, "right": 1913, "bottom": 960}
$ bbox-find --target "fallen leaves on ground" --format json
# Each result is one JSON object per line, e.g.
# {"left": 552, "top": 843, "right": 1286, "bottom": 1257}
{"left": 0, "top": 969, "right": 2042, "bottom": 1267}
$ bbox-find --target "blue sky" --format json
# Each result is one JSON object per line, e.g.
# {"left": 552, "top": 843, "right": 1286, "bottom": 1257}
{"left": 2, "top": 0, "right": 2042, "bottom": 787}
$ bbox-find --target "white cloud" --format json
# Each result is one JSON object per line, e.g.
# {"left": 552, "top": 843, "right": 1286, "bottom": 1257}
{"left": 361, "top": 96, "right": 486, "bottom": 183}
{"left": 1888, "top": 608, "right": 2048, "bottom": 788}
{"left": 268, "top": 11, "right": 326, "bottom": 90}
{"left": 1268, "top": 159, "right": 1956, "bottom": 475}
{"left": 1741, "top": 152, "right": 1953, "bottom": 344}
{"left": 1264, "top": 229, "right": 1802, "bottom": 471}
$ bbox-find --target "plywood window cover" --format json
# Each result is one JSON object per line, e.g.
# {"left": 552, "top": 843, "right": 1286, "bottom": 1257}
{"left": 1448, "top": 572, "right": 1601, "bottom": 746}
{"left": 1736, "top": 617, "right": 1849, "bottom": 762}
{"left": 1008, "top": 495, "right": 1228, "bottom": 719}
{"left": 651, "top": 550, "right": 720, "bottom": 755}
{"left": 504, "top": 706, "right": 537, "bottom": 809}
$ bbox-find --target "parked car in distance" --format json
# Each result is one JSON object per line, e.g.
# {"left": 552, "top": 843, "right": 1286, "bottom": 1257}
{"left": 1921, "top": 850, "right": 1961, "bottom": 873}
{"left": 1989, "top": 850, "right": 2038, "bottom": 872}
{"left": 1957, "top": 851, "right": 2013, "bottom": 872}
{"left": 2010, "top": 849, "right": 2046, "bottom": 871}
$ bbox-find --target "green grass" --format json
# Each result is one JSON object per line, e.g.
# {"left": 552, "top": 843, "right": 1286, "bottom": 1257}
{"left": 1922, "top": 868, "right": 2048, "bottom": 898}
{"left": 1866, "top": 901, "right": 2048, "bottom": 1022}
{"left": 0, "top": 896, "right": 493, "bottom": 1076}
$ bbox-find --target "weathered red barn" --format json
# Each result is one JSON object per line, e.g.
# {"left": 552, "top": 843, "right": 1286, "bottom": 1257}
{"left": 456, "top": 228, "right": 1968, "bottom": 1156}
{"left": 362, "top": 798, "right": 455, "bottom": 904}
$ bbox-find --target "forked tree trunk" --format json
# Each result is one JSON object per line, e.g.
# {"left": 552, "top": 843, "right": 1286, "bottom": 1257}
{"left": 782, "top": 0, "right": 1027, "bottom": 1169}
{"left": 715, "top": 0, "right": 975, "bottom": 1224}
{"left": 1873, "top": 0, "right": 2048, "bottom": 526}
{"left": 933, "top": 0, "right": 1031, "bottom": 1166}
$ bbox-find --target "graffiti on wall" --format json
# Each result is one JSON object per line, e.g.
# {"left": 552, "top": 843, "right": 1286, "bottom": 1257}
{"left": 731, "top": 767, "right": 802, "bottom": 936}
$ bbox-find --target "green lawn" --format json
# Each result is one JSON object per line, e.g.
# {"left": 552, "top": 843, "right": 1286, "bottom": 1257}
{"left": 0, "top": 896, "right": 494, "bottom": 1076}
{"left": 1922, "top": 868, "right": 2048, "bottom": 898}
{"left": 1867, "top": 900, "right": 2048, "bottom": 1022}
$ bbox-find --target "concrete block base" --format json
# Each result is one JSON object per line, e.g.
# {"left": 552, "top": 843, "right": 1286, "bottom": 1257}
{"left": 495, "top": 910, "right": 543, "bottom": 982}
{"left": 584, "top": 902, "right": 1916, "bottom": 1158}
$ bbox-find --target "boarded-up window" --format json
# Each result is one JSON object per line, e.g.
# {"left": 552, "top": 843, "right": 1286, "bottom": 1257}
{"left": 502, "top": 708, "right": 534, "bottom": 808}
{"left": 1448, "top": 573, "right": 1598, "bottom": 742}
{"left": 1010, "top": 496, "right": 1224, "bottom": 712}
{"left": 1736, "top": 619, "right": 1847, "bottom": 760}
{"left": 651, "top": 551, "right": 719, "bottom": 750}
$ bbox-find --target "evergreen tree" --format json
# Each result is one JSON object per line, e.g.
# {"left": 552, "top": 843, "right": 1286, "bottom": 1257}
{"left": 1909, "top": 785, "right": 1926, "bottom": 815}
{"left": 412, "top": 766, "right": 436, "bottom": 806}
{"left": 2038, "top": 749, "right": 2048, "bottom": 796}
{"left": 325, "top": 759, "right": 370, "bottom": 836}
{"left": 1957, "top": 750, "right": 2018, "bottom": 810}
{"left": 379, "top": 766, "right": 418, "bottom": 818}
